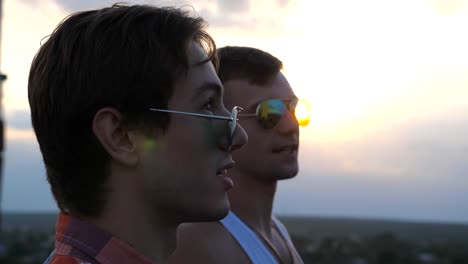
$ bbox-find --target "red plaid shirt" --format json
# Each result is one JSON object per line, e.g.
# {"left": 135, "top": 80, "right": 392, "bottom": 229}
{"left": 44, "top": 213, "right": 155, "bottom": 264}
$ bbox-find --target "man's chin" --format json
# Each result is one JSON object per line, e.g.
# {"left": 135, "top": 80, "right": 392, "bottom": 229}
{"left": 181, "top": 200, "right": 230, "bottom": 223}
{"left": 276, "top": 165, "right": 299, "bottom": 180}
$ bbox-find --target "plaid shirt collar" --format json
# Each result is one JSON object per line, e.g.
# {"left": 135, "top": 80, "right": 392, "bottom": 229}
{"left": 53, "top": 212, "right": 155, "bottom": 264}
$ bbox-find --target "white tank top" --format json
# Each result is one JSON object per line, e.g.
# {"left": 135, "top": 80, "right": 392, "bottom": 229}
{"left": 220, "top": 211, "right": 304, "bottom": 264}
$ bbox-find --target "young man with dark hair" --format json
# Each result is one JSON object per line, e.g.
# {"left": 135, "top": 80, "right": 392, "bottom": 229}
{"left": 28, "top": 5, "right": 247, "bottom": 263}
{"left": 170, "top": 46, "right": 305, "bottom": 264}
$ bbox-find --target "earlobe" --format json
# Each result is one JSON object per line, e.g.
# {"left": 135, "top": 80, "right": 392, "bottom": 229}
{"left": 92, "top": 108, "right": 139, "bottom": 166}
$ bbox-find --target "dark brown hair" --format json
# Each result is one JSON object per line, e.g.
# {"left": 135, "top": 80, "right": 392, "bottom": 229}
{"left": 217, "top": 46, "right": 282, "bottom": 85}
{"left": 28, "top": 3, "right": 216, "bottom": 217}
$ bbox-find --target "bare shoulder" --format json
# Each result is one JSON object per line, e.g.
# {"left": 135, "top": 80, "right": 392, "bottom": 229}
{"left": 273, "top": 217, "right": 291, "bottom": 236}
{"left": 169, "top": 222, "right": 251, "bottom": 264}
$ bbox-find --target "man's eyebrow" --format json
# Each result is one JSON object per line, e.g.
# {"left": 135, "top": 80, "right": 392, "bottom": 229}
{"left": 192, "top": 82, "right": 223, "bottom": 100}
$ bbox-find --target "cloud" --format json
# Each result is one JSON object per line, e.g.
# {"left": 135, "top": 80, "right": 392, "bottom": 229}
{"left": 198, "top": 7, "right": 260, "bottom": 29}
{"left": 50, "top": 0, "right": 113, "bottom": 12}
{"left": 309, "top": 106, "right": 468, "bottom": 180}
{"left": 43, "top": 0, "right": 291, "bottom": 32}
{"left": 216, "top": 0, "right": 250, "bottom": 13}
{"left": 274, "top": 107, "right": 468, "bottom": 222}
{"left": 277, "top": 0, "right": 289, "bottom": 8}
{"left": 49, "top": 0, "right": 261, "bottom": 14}
{"left": 200, "top": 0, "right": 291, "bottom": 31}
{"left": 17, "top": 0, "right": 41, "bottom": 8}
{"left": 365, "top": 109, "right": 468, "bottom": 179}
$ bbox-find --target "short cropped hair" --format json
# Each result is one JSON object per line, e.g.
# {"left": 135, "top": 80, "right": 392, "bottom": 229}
{"left": 28, "top": 4, "right": 216, "bottom": 217}
{"left": 217, "top": 46, "right": 282, "bottom": 85}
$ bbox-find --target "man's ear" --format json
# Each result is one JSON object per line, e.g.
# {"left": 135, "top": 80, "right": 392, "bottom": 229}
{"left": 92, "top": 108, "right": 138, "bottom": 166}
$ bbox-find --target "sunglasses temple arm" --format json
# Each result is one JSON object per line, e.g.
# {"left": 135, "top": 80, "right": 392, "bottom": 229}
{"left": 148, "top": 108, "right": 233, "bottom": 121}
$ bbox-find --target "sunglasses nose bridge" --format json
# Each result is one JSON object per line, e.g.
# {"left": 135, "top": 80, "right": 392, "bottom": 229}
{"left": 227, "top": 106, "right": 241, "bottom": 150}
{"left": 227, "top": 106, "right": 247, "bottom": 152}
{"left": 213, "top": 106, "right": 240, "bottom": 152}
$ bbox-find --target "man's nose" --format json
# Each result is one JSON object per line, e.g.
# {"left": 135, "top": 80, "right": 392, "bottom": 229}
{"left": 218, "top": 106, "right": 248, "bottom": 152}
{"left": 229, "top": 123, "right": 248, "bottom": 152}
{"left": 276, "top": 109, "right": 299, "bottom": 136}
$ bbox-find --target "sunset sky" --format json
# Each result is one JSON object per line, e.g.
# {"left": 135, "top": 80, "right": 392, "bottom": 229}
{"left": 1, "top": 0, "right": 467, "bottom": 223}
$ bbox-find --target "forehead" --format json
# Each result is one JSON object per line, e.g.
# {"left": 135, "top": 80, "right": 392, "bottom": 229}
{"left": 170, "top": 43, "right": 221, "bottom": 107}
{"left": 223, "top": 72, "right": 295, "bottom": 109}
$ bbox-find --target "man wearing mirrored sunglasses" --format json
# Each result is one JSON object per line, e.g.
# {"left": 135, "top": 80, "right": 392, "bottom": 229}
{"left": 170, "top": 47, "right": 306, "bottom": 264}
{"left": 28, "top": 4, "right": 247, "bottom": 264}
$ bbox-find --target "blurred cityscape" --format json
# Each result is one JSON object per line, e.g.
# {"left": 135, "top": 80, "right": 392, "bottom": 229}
{"left": 1, "top": 214, "right": 468, "bottom": 264}
{"left": 292, "top": 232, "right": 468, "bottom": 264}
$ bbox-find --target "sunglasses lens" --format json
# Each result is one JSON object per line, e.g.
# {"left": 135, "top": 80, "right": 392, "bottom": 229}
{"left": 256, "top": 99, "right": 285, "bottom": 129}
{"left": 255, "top": 98, "right": 311, "bottom": 129}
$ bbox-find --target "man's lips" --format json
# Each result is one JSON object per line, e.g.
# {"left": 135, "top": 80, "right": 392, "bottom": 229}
{"left": 216, "top": 162, "right": 235, "bottom": 176}
{"left": 272, "top": 143, "right": 299, "bottom": 153}
{"left": 216, "top": 169, "right": 227, "bottom": 176}
{"left": 217, "top": 161, "right": 235, "bottom": 189}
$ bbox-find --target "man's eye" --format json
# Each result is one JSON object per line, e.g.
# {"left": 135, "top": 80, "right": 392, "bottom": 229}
{"left": 204, "top": 99, "right": 215, "bottom": 112}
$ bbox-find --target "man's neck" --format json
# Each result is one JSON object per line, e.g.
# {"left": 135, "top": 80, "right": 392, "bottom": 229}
{"left": 228, "top": 170, "right": 277, "bottom": 238}
{"left": 86, "top": 192, "right": 178, "bottom": 263}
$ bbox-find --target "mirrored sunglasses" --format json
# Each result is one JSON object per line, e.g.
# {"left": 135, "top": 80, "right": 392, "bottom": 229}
{"left": 239, "top": 98, "right": 310, "bottom": 129}
{"left": 148, "top": 106, "right": 242, "bottom": 151}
